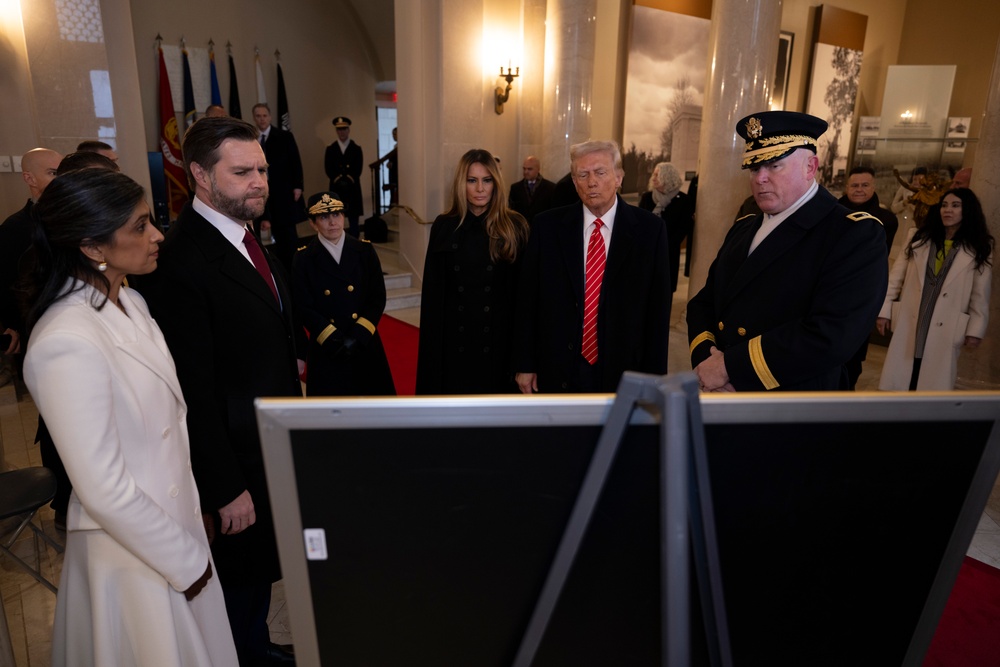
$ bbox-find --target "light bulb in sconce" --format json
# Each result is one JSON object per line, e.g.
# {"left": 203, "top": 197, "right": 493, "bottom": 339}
{"left": 900, "top": 110, "right": 914, "bottom": 121}
{"left": 495, "top": 66, "right": 520, "bottom": 115}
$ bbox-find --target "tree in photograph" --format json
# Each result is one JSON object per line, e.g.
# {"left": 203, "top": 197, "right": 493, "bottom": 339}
{"left": 819, "top": 47, "right": 863, "bottom": 186}
{"left": 659, "top": 77, "right": 695, "bottom": 161}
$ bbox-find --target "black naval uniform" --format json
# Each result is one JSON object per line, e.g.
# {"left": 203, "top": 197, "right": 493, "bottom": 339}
{"left": 291, "top": 236, "right": 395, "bottom": 397}
{"left": 324, "top": 141, "right": 364, "bottom": 237}
{"left": 687, "top": 187, "right": 888, "bottom": 391}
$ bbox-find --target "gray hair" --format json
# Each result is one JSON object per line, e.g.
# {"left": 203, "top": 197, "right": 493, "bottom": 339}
{"left": 570, "top": 140, "right": 623, "bottom": 174}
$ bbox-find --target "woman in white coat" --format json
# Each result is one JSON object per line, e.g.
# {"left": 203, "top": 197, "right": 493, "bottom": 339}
{"left": 876, "top": 187, "right": 994, "bottom": 390}
{"left": 22, "top": 169, "right": 238, "bottom": 666}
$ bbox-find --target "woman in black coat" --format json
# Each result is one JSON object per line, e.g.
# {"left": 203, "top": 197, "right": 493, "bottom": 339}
{"left": 292, "top": 192, "right": 395, "bottom": 396}
{"left": 638, "top": 162, "right": 693, "bottom": 292}
{"left": 416, "top": 149, "right": 530, "bottom": 394}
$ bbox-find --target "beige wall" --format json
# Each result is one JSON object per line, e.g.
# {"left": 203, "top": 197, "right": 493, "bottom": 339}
{"left": 0, "top": 3, "right": 36, "bottom": 210}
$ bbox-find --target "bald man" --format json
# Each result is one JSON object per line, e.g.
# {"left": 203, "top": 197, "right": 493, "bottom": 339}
{"left": 952, "top": 167, "right": 972, "bottom": 190}
{"left": 1, "top": 148, "right": 62, "bottom": 352}
{"left": 509, "top": 155, "right": 556, "bottom": 224}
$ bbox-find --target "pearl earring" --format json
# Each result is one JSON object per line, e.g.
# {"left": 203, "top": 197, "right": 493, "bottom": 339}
{"left": 98, "top": 261, "right": 108, "bottom": 272}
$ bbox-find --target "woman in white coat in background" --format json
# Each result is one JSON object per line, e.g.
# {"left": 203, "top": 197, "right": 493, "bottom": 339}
{"left": 876, "top": 187, "right": 994, "bottom": 391}
{"left": 22, "top": 169, "right": 238, "bottom": 666}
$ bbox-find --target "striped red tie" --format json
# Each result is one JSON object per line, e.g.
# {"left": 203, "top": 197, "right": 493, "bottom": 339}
{"left": 581, "top": 219, "right": 605, "bottom": 365}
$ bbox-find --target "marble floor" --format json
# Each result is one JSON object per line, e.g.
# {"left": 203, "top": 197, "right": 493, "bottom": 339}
{"left": 2, "top": 266, "right": 1000, "bottom": 666}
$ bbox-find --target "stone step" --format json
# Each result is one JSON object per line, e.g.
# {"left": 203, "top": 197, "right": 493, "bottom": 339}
{"left": 385, "top": 285, "right": 422, "bottom": 312}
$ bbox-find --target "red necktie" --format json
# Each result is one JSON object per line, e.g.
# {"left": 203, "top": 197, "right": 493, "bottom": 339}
{"left": 243, "top": 228, "right": 279, "bottom": 303}
{"left": 581, "top": 219, "right": 605, "bottom": 365}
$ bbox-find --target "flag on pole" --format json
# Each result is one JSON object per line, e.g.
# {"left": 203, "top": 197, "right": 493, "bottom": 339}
{"left": 209, "top": 48, "right": 222, "bottom": 106}
{"left": 277, "top": 61, "right": 290, "bottom": 130}
{"left": 182, "top": 45, "right": 196, "bottom": 129}
{"left": 158, "top": 46, "right": 190, "bottom": 220}
{"left": 255, "top": 51, "right": 267, "bottom": 104}
{"left": 227, "top": 50, "right": 242, "bottom": 119}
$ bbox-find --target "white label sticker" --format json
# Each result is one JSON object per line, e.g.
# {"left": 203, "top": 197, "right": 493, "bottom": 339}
{"left": 303, "top": 528, "right": 328, "bottom": 560}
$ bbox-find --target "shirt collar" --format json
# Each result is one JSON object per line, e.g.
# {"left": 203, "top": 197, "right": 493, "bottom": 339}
{"left": 193, "top": 195, "right": 250, "bottom": 247}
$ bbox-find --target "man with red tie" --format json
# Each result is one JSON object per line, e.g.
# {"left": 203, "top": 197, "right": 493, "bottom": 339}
{"left": 138, "top": 116, "right": 301, "bottom": 665}
{"left": 514, "top": 140, "right": 671, "bottom": 393}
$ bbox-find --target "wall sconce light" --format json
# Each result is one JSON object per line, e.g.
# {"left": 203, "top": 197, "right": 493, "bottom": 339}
{"left": 495, "top": 66, "right": 520, "bottom": 115}
{"left": 900, "top": 110, "right": 914, "bottom": 121}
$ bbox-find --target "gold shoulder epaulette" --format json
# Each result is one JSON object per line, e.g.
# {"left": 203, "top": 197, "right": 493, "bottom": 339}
{"left": 362, "top": 238, "right": 371, "bottom": 243}
{"left": 735, "top": 213, "right": 757, "bottom": 223}
{"left": 297, "top": 244, "right": 308, "bottom": 252}
{"left": 846, "top": 211, "right": 880, "bottom": 224}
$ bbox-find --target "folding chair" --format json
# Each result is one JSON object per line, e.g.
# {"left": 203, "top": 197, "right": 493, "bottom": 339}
{"left": 0, "top": 467, "right": 64, "bottom": 593}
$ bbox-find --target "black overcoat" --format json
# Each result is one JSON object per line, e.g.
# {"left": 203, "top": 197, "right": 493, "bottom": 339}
{"left": 638, "top": 190, "right": 694, "bottom": 291}
{"left": 138, "top": 204, "right": 302, "bottom": 585}
{"left": 416, "top": 212, "right": 522, "bottom": 394}
{"left": 324, "top": 140, "right": 364, "bottom": 218}
{"left": 687, "top": 186, "right": 888, "bottom": 391}
{"left": 291, "top": 236, "right": 395, "bottom": 397}
{"left": 508, "top": 177, "right": 556, "bottom": 224}
{"left": 513, "top": 196, "right": 672, "bottom": 393}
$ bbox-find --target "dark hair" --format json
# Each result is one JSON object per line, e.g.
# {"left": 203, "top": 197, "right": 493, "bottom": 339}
{"left": 76, "top": 140, "right": 114, "bottom": 152}
{"left": 446, "top": 148, "right": 529, "bottom": 263}
{"left": 908, "top": 188, "right": 994, "bottom": 270}
{"left": 56, "top": 151, "right": 120, "bottom": 175}
{"left": 848, "top": 166, "right": 875, "bottom": 178}
{"left": 24, "top": 169, "right": 146, "bottom": 338}
{"left": 181, "top": 116, "right": 259, "bottom": 188}
{"left": 913, "top": 166, "right": 928, "bottom": 178}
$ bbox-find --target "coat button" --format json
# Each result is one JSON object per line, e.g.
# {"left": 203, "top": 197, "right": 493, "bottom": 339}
{"left": 162, "top": 427, "right": 171, "bottom": 438}
{"left": 483, "top": 306, "right": 490, "bottom": 312}
{"left": 561, "top": 382, "right": 568, "bottom": 389}
{"left": 458, "top": 286, "right": 464, "bottom": 292}
{"left": 454, "top": 265, "right": 460, "bottom": 271}
{"left": 324, "top": 289, "right": 330, "bottom": 296}
{"left": 169, "top": 486, "right": 179, "bottom": 498}
{"left": 718, "top": 322, "right": 725, "bottom": 331}
{"left": 347, "top": 285, "right": 354, "bottom": 292}
{"left": 352, "top": 313, "right": 358, "bottom": 320}
{"left": 738, "top": 327, "right": 747, "bottom": 336}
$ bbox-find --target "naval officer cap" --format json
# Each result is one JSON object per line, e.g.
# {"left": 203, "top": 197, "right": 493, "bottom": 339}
{"left": 332, "top": 116, "right": 352, "bottom": 128}
{"left": 307, "top": 192, "right": 347, "bottom": 218}
{"left": 735, "top": 111, "right": 828, "bottom": 169}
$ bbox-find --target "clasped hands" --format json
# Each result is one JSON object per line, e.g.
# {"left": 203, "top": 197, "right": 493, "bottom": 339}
{"left": 694, "top": 346, "right": 735, "bottom": 393}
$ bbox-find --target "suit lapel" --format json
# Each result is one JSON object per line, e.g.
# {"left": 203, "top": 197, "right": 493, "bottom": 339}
{"left": 604, "top": 196, "right": 635, "bottom": 287}
{"left": 558, "top": 204, "right": 586, "bottom": 312}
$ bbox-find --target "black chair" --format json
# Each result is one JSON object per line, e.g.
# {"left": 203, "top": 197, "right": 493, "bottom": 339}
{"left": 0, "top": 467, "right": 64, "bottom": 593}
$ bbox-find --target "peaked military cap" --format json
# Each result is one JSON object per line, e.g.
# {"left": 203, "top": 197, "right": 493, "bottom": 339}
{"left": 307, "top": 192, "right": 347, "bottom": 217}
{"left": 736, "top": 111, "right": 828, "bottom": 169}
{"left": 332, "top": 116, "right": 352, "bottom": 128}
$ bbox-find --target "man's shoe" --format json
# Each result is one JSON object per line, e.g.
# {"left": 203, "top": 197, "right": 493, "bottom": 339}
{"left": 263, "top": 642, "right": 295, "bottom": 664}
{"left": 54, "top": 510, "right": 67, "bottom": 533}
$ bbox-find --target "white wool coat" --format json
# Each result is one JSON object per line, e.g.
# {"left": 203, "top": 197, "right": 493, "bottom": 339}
{"left": 878, "top": 229, "right": 992, "bottom": 390}
{"left": 23, "top": 282, "right": 238, "bottom": 666}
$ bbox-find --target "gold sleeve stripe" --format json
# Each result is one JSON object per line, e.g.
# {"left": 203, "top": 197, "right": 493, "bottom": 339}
{"left": 316, "top": 324, "right": 337, "bottom": 345}
{"left": 689, "top": 331, "right": 716, "bottom": 355}
{"left": 357, "top": 317, "right": 376, "bottom": 335}
{"left": 847, "top": 211, "right": 881, "bottom": 225}
{"left": 748, "top": 335, "right": 779, "bottom": 390}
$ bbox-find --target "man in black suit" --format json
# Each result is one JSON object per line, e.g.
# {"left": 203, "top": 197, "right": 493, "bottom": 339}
{"left": 508, "top": 155, "right": 556, "bottom": 224}
{"left": 254, "top": 102, "right": 305, "bottom": 272}
{"left": 514, "top": 140, "right": 671, "bottom": 393}
{"left": 324, "top": 116, "right": 364, "bottom": 238}
{"left": 688, "top": 111, "right": 887, "bottom": 392}
{"left": 139, "top": 117, "right": 301, "bottom": 666}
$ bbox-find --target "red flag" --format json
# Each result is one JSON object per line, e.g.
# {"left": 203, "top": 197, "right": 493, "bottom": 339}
{"left": 158, "top": 46, "right": 189, "bottom": 220}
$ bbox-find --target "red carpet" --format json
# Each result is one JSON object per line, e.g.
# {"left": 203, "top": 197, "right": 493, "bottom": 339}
{"left": 923, "top": 556, "right": 1000, "bottom": 666}
{"left": 379, "top": 314, "right": 419, "bottom": 395}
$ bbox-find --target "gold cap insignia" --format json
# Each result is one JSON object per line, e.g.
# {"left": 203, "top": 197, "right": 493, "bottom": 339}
{"left": 308, "top": 193, "right": 345, "bottom": 216}
{"left": 746, "top": 117, "right": 763, "bottom": 139}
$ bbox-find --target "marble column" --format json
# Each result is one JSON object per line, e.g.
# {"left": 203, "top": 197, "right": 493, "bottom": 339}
{"left": 955, "top": 35, "right": 1000, "bottom": 390}
{"left": 686, "top": 0, "right": 783, "bottom": 299}
{"left": 541, "top": 0, "right": 597, "bottom": 178}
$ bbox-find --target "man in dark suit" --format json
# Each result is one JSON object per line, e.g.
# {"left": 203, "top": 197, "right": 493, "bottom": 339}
{"left": 687, "top": 111, "right": 887, "bottom": 392}
{"left": 508, "top": 155, "right": 556, "bottom": 224}
{"left": 514, "top": 140, "right": 671, "bottom": 393}
{"left": 253, "top": 102, "right": 305, "bottom": 272}
{"left": 324, "top": 116, "right": 364, "bottom": 238}
{"left": 139, "top": 117, "right": 301, "bottom": 666}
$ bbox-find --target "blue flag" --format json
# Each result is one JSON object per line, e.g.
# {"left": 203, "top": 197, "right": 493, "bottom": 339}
{"left": 209, "top": 50, "right": 222, "bottom": 106}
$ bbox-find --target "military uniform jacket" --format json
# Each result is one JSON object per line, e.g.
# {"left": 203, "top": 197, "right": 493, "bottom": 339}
{"left": 138, "top": 203, "right": 302, "bottom": 585}
{"left": 291, "top": 236, "right": 395, "bottom": 397}
{"left": 513, "top": 197, "right": 672, "bottom": 393}
{"left": 687, "top": 187, "right": 888, "bottom": 391}
{"left": 324, "top": 139, "right": 364, "bottom": 217}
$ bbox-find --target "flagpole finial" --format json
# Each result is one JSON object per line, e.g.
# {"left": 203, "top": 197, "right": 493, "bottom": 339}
{"left": 254, "top": 46, "right": 259, "bottom": 56}
{"left": 155, "top": 33, "right": 162, "bottom": 47}
{"left": 180, "top": 36, "right": 186, "bottom": 49}
{"left": 226, "top": 40, "right": 232, "bottom": 55}
{"left": 274, "top": 49, "right": 281, "bottom": 61}
{"left": 209, "top": 38, "right": 215, "bottom": 49}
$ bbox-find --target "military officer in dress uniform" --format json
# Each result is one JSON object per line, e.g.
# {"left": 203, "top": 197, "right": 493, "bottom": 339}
{"left": 324, "top": 116, "right": 364, "bottom": 238}
{"left": 687, "top": 111, "right": 888, "bottom": 391}
{"left": 291, "top": 192, "right": 395, "bottom": 396}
